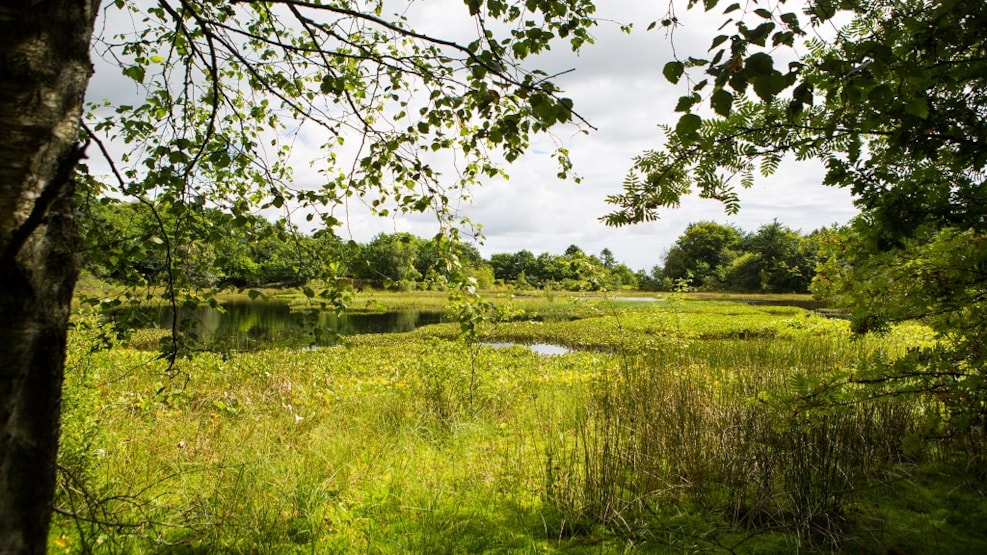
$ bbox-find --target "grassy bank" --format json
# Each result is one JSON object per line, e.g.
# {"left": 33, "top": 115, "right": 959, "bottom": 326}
{"left": 53, "top": 296, "right": 987, "bottom": 553}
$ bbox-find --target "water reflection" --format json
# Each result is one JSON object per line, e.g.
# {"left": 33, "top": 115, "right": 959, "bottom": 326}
{"left": 143, "top": 301, "right": 445, "bottom": 351}
{"left": 743, "top": 299, "right": 826, "bottom": 310}
{"left": 483, "top": 342, "right": 571, "bottom": 356}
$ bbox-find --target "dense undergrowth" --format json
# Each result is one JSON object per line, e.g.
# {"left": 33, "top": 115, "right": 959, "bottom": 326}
{"left": 52, "top": 295, "right": 987, "bottom": 553}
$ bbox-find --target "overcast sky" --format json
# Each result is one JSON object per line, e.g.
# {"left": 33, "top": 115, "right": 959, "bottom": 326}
{"left": 353, "top": 0, "right": 858, "bottom": 271}
{"left": 88, "top": 1, "right": 858, "bottom": 272}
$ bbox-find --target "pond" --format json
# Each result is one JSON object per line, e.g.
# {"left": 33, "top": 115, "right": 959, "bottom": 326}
{"left": 482, "top": 342, "right": 571, "bottom": 356}
{"left": 139, "top": 301, "right": 446, "bottom": 351}
{"left": 742, "top": 298, "right": 827, "bottom": 310}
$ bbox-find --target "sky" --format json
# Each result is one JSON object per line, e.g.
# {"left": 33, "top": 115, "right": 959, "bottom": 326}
{"left": 87, "top": 1, "right": 859, "bottom": 272}
{"left": 392, "top": 1, "right": 859, "bottom": 271}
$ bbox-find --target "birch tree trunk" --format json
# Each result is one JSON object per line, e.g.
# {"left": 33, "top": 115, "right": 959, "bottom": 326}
{"left": 0, "top": 1, "right": 99, "bottom": 552}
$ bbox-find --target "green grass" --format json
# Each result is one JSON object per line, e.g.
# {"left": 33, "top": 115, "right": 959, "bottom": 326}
{"left": 52, "top": 293, "right": 987, "bottom": 553}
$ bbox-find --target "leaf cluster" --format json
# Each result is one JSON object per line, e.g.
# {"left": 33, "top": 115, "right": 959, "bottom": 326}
{"left": 661, "top": 220, "right": 822, "bottom": 292}
{"left": 608, "top": 0, "right": 987, "bottom": 431}
{"left": 488, "top": 245, "right": 639, "bottom": 291}
{"left": 80, "top": 0, "right": 602, "bottom": 363}
{"left": 812, "top": 224, "right": 987, "bottom": 432}
{"left": 605, "top": 0, "right": 987, "bottom": 236}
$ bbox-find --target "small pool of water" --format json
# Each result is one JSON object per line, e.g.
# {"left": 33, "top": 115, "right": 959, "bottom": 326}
{"left": 482, "top": 342, "right": 571, "bottom": 355}
{"left": 124, "top": 301, "right": 446, "bottom": 351}
{"left": 579, "top": 295, "right": 663, "bottom": 303}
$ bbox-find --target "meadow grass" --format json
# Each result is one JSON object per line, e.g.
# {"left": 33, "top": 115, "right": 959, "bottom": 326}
{"left": 52, "top": 294, "right": 987, "bottom": 553}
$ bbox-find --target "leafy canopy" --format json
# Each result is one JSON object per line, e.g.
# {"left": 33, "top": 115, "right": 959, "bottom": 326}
{"left": 603, "top": 0, "right": 987, "bottom": 235}
{"left": 81, "top": 0, "right": 600, "bottom": 354}
{"left": 660, "top": 220, "right": 820, "bottom": 292}
{"left": 662, "top": 221, "right": 741, "bottom": 288}
{"left": 603, "top": 0, "right": 987, "bottom": 431}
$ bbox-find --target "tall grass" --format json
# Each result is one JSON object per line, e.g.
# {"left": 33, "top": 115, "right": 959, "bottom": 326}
{"left": 532, "top": 311, "right": 940, "bottom": 551}
{"left": 52, "top": 299, "right": 987, "bottom": 553}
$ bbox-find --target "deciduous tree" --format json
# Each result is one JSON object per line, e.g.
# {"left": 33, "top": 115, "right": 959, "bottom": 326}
{"left": 604, "top": 0, "right": 987, "bottom": 429}
{"left": 0, "top": 0, "right": 597, "bottom": 550}
{"left": 1, "top": 3, "right": 99, "bottom": 550}
{"left": 662, "top": 221, "right": 741, "bottom": 288}
{"left": 726, "top": 221, "right": 817, "bottom": 293}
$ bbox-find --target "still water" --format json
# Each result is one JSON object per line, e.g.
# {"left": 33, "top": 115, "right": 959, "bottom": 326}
{"left": 483, "top": 342, "right": 571, "bottom": 355}
{"left": 146, "top": 301, "right": 445, "bottom": 351}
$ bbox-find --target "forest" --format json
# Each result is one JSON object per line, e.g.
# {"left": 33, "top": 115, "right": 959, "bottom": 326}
{"left": 82, "top": 200, "right": 825, "bottom": 294}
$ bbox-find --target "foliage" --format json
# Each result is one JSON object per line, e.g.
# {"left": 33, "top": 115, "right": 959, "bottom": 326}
{"left": 728, "top": 221, "right": 821, "bottom": 293}
{"left": 79, "top": 199, "right": 342, "bottom": 287}
{"left": 662, "top": 221, "right": 741, "bottom": 288}
{"left": 80, "top": 204, "right": 501, "bottom": 292}
{"left": 660, "top": 220, "right": 821, "bottom": 292}
{"left": 634, "top": 266, "right": 665, "bottom": 291}
{"left": 79, "top": 198, "right": 646, "bottom": 294}
{"left": 353, "top": 232, "right": 423, "bottom": 287}
{"left": 489, "top": 244, "right": 637, "bottom": 291}
{"left": 53, "top": 294, "right": 987, "bottom": 552}
{"left": 490, "top": 249, "right": 538, "bottom": 283}
{"left": 79, "top": 0, "right": 603, "bottom": 363}
{"left": 601, "top": 0, "right": 987, "bottom": 426}
{"left": 604, "top": 0, "right": 987, "bottom": 233}
{"left": 812, "top": 222, "right": 987, "bottom": 435}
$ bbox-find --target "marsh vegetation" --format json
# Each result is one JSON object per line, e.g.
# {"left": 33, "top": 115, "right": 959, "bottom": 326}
{"left": 53, "top": 292, "right": 987, "bottom": 553}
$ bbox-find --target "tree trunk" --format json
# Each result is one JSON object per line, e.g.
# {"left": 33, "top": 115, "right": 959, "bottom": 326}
{"left": 0, "top": 1, "right": 99, "bottom": 552}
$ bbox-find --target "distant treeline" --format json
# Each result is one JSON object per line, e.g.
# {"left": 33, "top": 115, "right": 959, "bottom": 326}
{"left": 79, "top": 200, "right": 489, "bottom": 290}
{"left": 491, "top": 220, "right": 826, "bottom": 294}
{"left": 80, "top": 201, "right": 824, "bottom": 293}
{"left": 655, "top": 220, "right": 826, "bottom": 293}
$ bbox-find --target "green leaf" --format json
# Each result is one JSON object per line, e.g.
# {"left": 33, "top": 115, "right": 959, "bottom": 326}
{"left": 905, "top": 97, "right": 929, "bottom": 119}
{"left": 744, "top": 22, "right": 775, "bottom": 46}
{"left": 744, "top": 52, "right": 774, "bottom": 75}
{"left": 711, "top": 88, "right": 733, "bottom": 116}
{"left": 772, "top": 31, "right": 795, "bottom": 47}
{"left": 793, "top": 82, "right": 813, "bottom": 104}
{"left": 751, "top": 72, "right": 787, "bottom": 100}
{"left": 122, "top": 65, "right": 145, "bottom": 84}
{"left": 868, "top": 84, "right": 893, "bottom": 106}
{"left": 811, "top": 2, "right": 837, "bottom": 21}
{"left": 663, "top": 61, "right": 685, "bottom": 84}
{"left": 675, "top": 113, "right": 703, "bottom": 143}
{"left": 675, "top": 94, "right": 699, "bottom": 112}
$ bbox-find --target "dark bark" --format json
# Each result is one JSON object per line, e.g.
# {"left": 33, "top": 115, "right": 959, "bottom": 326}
{"left": 0, "top": 1, "right": 99, "bottom": 552}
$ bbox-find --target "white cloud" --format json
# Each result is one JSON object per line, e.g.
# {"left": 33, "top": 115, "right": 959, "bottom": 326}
{"left": 443, "top": 1, "right": 858, "bottom": 271}
{"left": 85, "top": 1, "right": 859, "bottom": 273}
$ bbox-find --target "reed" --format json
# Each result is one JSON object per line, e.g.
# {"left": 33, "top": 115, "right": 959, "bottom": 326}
{"left": 52, "top": 297, "right": 986, "bottom": 553}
